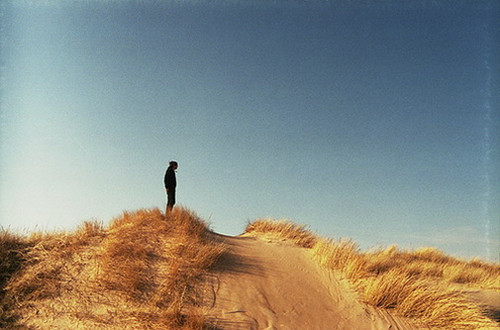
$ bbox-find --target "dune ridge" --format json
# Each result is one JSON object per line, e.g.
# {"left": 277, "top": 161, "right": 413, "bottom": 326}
{"left": 1, "top": 208, "right": 499, "bottom": 329}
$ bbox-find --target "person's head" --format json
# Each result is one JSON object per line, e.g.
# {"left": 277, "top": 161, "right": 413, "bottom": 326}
{"left": 169, "top": 161, "right": 178, "bottom": 170}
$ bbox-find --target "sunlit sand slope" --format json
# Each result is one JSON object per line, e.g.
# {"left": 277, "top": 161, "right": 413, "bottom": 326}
{"left": 206, "top": 235, "right": 421, "bottom": 329}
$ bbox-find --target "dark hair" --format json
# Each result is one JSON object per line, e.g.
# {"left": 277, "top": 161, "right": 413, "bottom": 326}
{"left": 169, "top": 161, "right": 178, "bottom": 167}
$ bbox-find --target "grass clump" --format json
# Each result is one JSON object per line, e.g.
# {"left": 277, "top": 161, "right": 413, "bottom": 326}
{"left": 244, "top": 218, "right": 317, "bottom": 248}
{"left": 312, "top": 238, "right": 366, "bottom": 279}
{"left": 0, "top": 229, "right": 33, "bottom": 326}
{"left": 360, "top": 269, "right": 490, "bottom": 328}
{"left": 1, "top": 207, "right": 224, "bottom": 329}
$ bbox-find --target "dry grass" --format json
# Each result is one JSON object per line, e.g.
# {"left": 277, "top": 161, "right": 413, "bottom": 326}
{"left": 0, "top": 229, "right": 34, "bottom": 326}
{"left": 365, "top": 246, "right": 500, "bottom": 289}
{"left": 312, "top": 238, "right": 367, "bottom": 280}
{"left": 244, "top": 218, "right": 317, "bottom": 248}
{"left": 0, "top": 207, "right": 224, "bottom": 329}
{"left": 360, "top": 269, "right": 491, "bottom": 328}
{"left": 246, "top": 218, "right": 500, "bottom": 329}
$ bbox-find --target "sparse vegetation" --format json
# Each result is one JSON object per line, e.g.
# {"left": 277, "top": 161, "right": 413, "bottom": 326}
{"left": 245, "top": 219, "right": 500, "bottom": 329}
{"left": 244, "top": 218, "right": 317, "bottom": 248}
{"left": 0, "top": 207, "right": 224, "bottom": 329}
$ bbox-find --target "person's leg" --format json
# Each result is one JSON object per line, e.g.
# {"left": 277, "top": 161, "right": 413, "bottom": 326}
{"left": 166, "top": 190, "right": 176, "bottom": 214}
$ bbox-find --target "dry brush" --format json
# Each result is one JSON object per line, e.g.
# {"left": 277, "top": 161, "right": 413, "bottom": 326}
{"left": 0, "top": 207, "right": 224, "bottom": 329}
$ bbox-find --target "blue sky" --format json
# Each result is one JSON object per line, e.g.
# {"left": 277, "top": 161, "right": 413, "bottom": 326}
{"left": 1, "top": 0, "right": 499, "bottom": 261}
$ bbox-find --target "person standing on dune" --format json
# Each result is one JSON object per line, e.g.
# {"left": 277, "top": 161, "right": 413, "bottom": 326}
{"left": 164, "top": 161, "right": 178, "bottom": 214}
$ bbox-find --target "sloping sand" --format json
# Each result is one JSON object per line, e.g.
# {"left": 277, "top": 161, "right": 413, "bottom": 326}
{"left": 459, "top": 287, "right": 500, "bottom": 324}
{"left": 205, "top": 235, "right": 421, "bottom": 329}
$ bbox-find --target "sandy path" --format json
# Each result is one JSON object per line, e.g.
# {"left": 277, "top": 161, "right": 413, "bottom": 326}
{"left": 205, "top": 235, "right": 416, "bottom": 329}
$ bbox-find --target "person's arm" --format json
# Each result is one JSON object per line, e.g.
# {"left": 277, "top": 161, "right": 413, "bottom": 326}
{"left": 164, "top": 170, "right": 169, "bottom": 191}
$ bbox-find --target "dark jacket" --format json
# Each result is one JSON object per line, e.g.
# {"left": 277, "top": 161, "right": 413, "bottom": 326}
{"left": 164, "top": 166, "right": 176, "bottom": 190}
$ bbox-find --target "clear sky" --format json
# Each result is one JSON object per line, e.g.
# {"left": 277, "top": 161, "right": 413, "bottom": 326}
{"left": 1, "top": 0, "right": 499, "bottom": 261}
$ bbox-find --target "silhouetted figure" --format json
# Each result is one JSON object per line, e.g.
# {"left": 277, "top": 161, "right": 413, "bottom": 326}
{"left": 164, "top": 161, "right": 178, "bottom": 214}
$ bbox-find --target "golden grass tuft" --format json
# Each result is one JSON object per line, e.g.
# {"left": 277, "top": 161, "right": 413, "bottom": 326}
{"left": 361, "top": 269, "right": 491, "bottom": 328}
{"left": 245, "top": 218, "right": 499, "bottom": 329}
{"left": 244, "top": 218, "right": 317, "bottom": 248}
{"left": 312, "top": 238, "right": 366, "bottom": 279}
{"left": 1, "top": 207, "right": 225, "bottom": 329}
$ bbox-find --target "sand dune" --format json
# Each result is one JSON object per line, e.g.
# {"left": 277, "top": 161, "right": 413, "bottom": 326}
{"left": 2, "top": 209, "right": 498, "bottom": 329}
{"left": 206, "top": 235, "right": 422, "bottom": 329}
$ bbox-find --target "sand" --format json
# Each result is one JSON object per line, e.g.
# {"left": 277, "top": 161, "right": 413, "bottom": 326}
{"left": 205, "top": 235, "right": 422, "bottom": 329}
{"left": 459, "top": 287, "right": 500, "bottom": 325}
